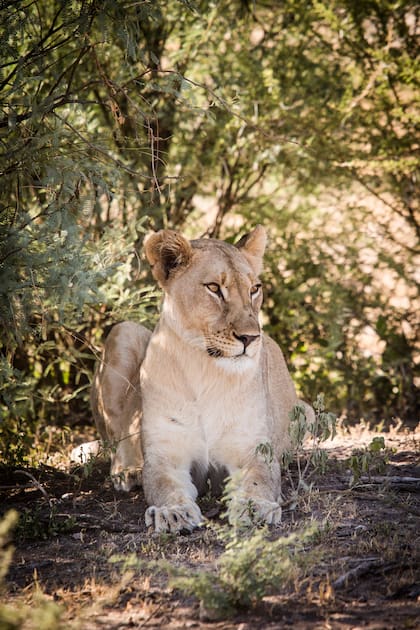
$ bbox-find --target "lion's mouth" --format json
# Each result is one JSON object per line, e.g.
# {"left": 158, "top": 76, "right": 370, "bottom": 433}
{"left": 206, "top": 346, "right": 251, "bottom": 360}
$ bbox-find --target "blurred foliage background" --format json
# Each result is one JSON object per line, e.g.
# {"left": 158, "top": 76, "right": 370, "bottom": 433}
{"left": 0, "top": 0, "right": 418, "bottom": 465}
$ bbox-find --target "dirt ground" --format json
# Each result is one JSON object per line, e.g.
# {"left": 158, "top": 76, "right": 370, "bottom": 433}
{"left": 1, "top": 424, "right": 419, "bottom": 629}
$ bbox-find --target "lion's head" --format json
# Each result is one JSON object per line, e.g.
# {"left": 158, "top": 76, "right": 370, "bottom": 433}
{"left": 145, "top": 226, "right": 267, "bottom": 372}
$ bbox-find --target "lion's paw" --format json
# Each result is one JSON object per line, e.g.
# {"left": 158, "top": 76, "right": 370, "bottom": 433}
{"left": 111, "top": 468, "right": 142, "bottom": 492}
{"left": 145, "top": 503, "right": 203, "bottom": 533}
{"left": 228, "top": 498, "right": 282, "bottom": 527}
{"left": 252, "top": 499, "right": 282, "bottom": 525}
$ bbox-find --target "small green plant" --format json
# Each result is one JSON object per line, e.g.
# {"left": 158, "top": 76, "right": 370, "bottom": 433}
{"left": 0, "top": 509, "right": 18, "bottom": 584}
{"left": 346, "top": 436, "right": 390, "bottom": 486}
{"left": 70, "top": 439, "right": 109, "bottom": 482}
{"left": 111, "top": 521, "right": 319, "bottom": 620}
{"left": 283, "top": 394, "right": 337, "bottom": 495}
{"left": 15, "top": 505, "right": 76, "bottom": 543}
{"left": 255, "top": 441, "right": 274, "bottom": 465}
{"left": 168, "top": 523, "right": 318, "bottom": 619}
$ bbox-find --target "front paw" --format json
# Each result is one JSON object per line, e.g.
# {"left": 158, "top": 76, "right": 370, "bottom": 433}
{"left": 253, "top": 499, "right": 282, "bottom": 525}
{"left": 145, "top": 503, "right": 203, "bottom": 533}
{"left": 228, "top": 498, "right": 282, "bottom": 526}
{"left": 111, "top": 467, "right": 142, "bottom": 492}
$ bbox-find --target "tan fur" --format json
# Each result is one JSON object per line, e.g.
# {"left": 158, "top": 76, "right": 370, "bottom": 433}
{"left": 91, "top": 226, "right": 312, "bottom": 531}
{"left": 91, "top": 321, "right": 151, "bottom": 491}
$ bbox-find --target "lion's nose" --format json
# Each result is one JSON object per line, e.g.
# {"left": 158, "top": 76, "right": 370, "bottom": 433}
{"left": 233, "top": 333, "right": 260, "bottom": 349}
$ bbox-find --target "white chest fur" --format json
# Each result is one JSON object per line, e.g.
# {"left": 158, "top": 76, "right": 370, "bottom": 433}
{"left": 140, "top": 326, "right": 270, "bottom": 472}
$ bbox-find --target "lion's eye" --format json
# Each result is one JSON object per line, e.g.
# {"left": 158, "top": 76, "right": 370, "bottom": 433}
{"left": 205, "top": 283, "right": 225, "bottom": 300}
{"left": 250, "top": 284, "right": 262, "bottom": 296}
{"left": 205, "top": 283, "right": 221, "bottom": 294}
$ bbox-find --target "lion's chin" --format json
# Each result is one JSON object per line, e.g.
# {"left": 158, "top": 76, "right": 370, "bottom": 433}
{"left": 211, "top": 354, "right": 258, "bottom": 375}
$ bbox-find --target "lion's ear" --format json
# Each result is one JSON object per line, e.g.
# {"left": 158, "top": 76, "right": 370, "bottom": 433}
{"left": 144, "top": 230, "right": 193, "bottom": 286}
{"left": 235, "top": 225, "right": 267, "bottom": 274}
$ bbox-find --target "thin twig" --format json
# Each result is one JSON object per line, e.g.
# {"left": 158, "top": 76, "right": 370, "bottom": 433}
{"left": 53, "top": 112, "right": 152, "bottom": 180}
{"left": 15, "top": 470, "right": 52, "bottom": 506}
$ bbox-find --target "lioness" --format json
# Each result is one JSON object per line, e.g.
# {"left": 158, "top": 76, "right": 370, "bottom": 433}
{"left": 91, "top": 225, "right": 311, "bottom": 532}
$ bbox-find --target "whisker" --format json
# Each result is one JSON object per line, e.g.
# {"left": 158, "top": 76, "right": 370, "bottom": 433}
{"left": 207, "top": 347, "right": 224, "bottom": 358}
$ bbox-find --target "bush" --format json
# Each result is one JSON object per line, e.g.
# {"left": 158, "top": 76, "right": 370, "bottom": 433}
{"left": 1, "top": 1, "right": 418, "bottom": 463}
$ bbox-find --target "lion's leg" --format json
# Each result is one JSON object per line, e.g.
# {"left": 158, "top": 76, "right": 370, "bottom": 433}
{"left": 107, "top": 396, "right": 143, "bottom": 492}
{"left": 141, "top": 425, "right": 205, "bottom": 533}
{"left": 91, "top": 321, "right": 151, "bottom": 491}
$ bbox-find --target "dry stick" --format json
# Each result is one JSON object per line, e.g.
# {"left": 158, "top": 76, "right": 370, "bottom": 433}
{"left": 138, "top": 602, "right": 165, "bottom": 629}
{"left": 357, "top": 476, "right": 420, "bottom": 492}
{"left": 359, "top": 475, "right": 419, "bottom": 484}
{"left": 15, "top": 470, "right": 52, "bottom": 506}
{"left": 70, "top": 514, "right": 146, "bottom": 535}
{"left": 333, "top": 558, "right": 384, "bottom": 590}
